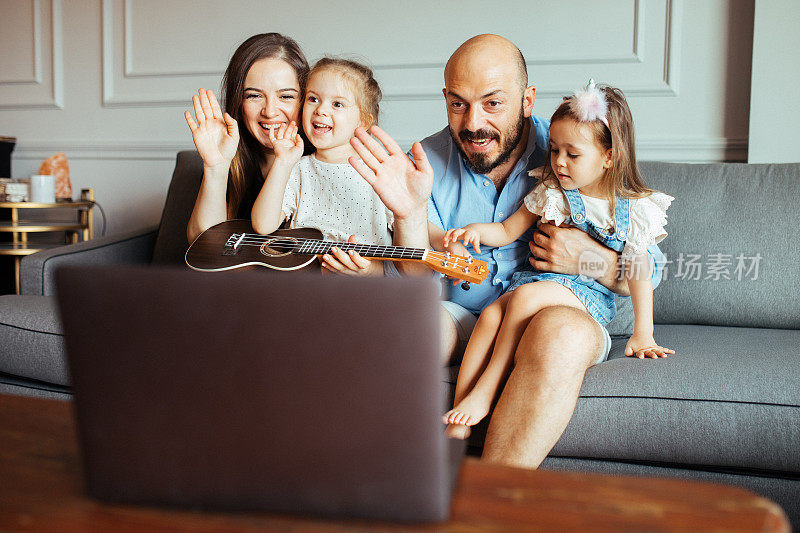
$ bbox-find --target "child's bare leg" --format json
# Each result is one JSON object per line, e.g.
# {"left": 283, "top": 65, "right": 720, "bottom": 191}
{"left": 452, "top": 294, "right": 511, "bottom": 405}
{"left": 449, "top": 281, "right": 586, "bottom": 429}
{"left": 444, "top": 294, "right": 511, "bottom": 439}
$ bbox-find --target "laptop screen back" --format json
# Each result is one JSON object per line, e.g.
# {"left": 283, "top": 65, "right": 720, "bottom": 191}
{"left": 56, "top": 265, "right": 454, "bottom": 522}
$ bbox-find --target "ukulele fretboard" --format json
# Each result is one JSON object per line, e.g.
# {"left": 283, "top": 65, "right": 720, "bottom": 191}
{"left": 227, "top": 233, "right": 426, "bottom": 260}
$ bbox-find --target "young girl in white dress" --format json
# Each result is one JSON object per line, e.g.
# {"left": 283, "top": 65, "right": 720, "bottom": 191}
{"left": 251, "top": 58, "right": 392, "bottom": 275}
{"left": 442, "top": 81, "right": 675, "bottom": 438}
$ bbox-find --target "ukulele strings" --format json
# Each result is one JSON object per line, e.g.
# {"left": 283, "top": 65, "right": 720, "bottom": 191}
{"left": 233, "top": 238, "right": 422, "bottom": 257}
{"left": 228, "top": 234, "right": 468, "bottom": 262}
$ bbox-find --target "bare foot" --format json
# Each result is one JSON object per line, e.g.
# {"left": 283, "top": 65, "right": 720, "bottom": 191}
{"left": 443, "top": 389, "right": 492, "bottom": 427}
{"left": 445, "top": 423, "right": 471, "bottom": 440}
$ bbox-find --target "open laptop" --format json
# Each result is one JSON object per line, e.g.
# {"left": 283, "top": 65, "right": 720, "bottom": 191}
{"left": 55, "top": 265, "right": 464, "bottom": 522}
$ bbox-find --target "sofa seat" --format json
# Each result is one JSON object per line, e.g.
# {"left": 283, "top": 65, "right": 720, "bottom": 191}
{"left": 458, "top": 324, "right": 799, "bottom": 476}
{"left": 556, "top": 324, "right": 799, "bottom": 476}
{"left": 0, "top": 295, "right": 70, "bottom": 398}
{"left": 452, "top": 323, "right": 800, "bottom": 522}
{"left": 456, "top": 324, "right": 799, "bottom": 474}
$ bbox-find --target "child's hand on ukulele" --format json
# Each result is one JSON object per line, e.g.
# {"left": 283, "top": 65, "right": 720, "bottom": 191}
{"left": 321, "top": 235, "right": 383, "bottom": 277}
{"left": 444, "top": 227, "right": 482, "bottom": 254}
{"left": 268, "top": 122, "right": 304, "bottom": 164}
{"left": 439, "top": 235, "right": 474, "bottom": 287}
{"left": 625, "top": 333, "right": 675, "bottom": 359}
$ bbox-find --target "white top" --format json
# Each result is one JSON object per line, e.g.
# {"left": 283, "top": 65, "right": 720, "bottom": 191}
{"left": 523, "top": 171, "right": 673, "bottom": 261}
{"left": 281, "top": 155, "right": 394, "bottom": 245}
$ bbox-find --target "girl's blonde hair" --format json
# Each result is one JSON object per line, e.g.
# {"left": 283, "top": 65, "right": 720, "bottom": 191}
{"left": 543, "top": 84, "right": 653, "bottom": 212}
{"left": 308, "top": 57, "right": 382, "bottom": 128}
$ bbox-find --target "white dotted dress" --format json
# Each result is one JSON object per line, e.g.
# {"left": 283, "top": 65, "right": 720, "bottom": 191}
{"left": 281, "top": 155, "right": 394, "bottom": 245}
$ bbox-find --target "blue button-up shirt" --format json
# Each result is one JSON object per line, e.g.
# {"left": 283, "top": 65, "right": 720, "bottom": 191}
{"left": 423, "top": 116, "right": 551, "bottom": 314}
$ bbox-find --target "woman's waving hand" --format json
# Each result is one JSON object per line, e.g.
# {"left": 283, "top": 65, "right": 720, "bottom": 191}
{"left": 184, "top": 88, "right": 239, "bottom": 171}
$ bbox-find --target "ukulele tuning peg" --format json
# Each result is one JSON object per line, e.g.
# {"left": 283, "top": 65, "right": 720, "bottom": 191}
{"left": 461, "top": 281, "right": 471, "bottom": 291}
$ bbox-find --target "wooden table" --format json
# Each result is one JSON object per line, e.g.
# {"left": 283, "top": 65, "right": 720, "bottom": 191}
{"left": 0, "top": 395, "right": 790, "bottom": 532}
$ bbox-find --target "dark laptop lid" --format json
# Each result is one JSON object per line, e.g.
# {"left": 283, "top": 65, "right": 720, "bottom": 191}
{"left": 56, "top": 265, "right": 457, "bottom": 522}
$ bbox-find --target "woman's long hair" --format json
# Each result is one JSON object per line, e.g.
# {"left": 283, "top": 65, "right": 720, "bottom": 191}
{"left": 221, "top": 33, "right": 309, "bottom": 218}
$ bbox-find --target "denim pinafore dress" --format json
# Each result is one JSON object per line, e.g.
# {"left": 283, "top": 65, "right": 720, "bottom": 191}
{"left": 505, "top": 187, "right": 630, "bottom": 325}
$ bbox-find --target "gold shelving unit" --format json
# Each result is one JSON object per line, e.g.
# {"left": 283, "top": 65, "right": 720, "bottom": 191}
{"left": 0, "top": 189, "right": 94, "bottom": 293}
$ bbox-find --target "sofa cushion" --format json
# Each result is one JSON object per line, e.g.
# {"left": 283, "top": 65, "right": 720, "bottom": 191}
{"left": 0, "top": 295, "right": 68, "bottom": 386}
{"left": 640, "top": 162, "right": 800, "bottom": 330}
{"left": 151, "top": 151, "right": 203, "bottom": 265}
{"left": 606, "top": 297, "right": 635, "bottom": 336}
{"left": 551, "top": 324, "right": 800, "bottom": 475}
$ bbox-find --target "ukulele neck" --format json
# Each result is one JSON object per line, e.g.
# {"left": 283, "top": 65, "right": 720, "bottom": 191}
{"left": 296, "top": 239, "right": 426, "bottom": 260}
{"left": 232, "top": 233, "right": 427, "bottom": 261}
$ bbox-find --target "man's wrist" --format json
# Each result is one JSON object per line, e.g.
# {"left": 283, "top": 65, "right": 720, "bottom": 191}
{"left": 600, "top": 248, "right": 623, "bottom": 282}
{"left": 393, "top": 207, "right": 432, "bottom": 255}
{"left": 394, "top": 207, "right": 428, "bottom": 231}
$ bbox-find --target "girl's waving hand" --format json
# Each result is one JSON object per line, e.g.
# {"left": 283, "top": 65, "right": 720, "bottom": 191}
{"left": 267, "top": 121, "right": 304, "bottom": 164}
{"left": 184, "top": 88, "right": 239, "bottom": 170}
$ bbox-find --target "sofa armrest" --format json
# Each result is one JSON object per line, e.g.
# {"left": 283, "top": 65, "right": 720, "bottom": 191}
{"left": 20, "top": 226, "right": 158, "bottom": 296}
{"left": 0, "top": 294, "right": 68, "bottom": 387}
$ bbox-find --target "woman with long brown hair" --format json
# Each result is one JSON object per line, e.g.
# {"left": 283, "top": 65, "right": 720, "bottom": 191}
{"left": 185, "top": 33, "right": 309, "bottom": 242}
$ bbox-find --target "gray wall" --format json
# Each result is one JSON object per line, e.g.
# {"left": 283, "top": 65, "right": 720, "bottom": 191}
{"left": 1, "top": 0, "right": 755, "bottom": 233}
{"left": 748, "top": 0, "right": 800, "bottom": 164}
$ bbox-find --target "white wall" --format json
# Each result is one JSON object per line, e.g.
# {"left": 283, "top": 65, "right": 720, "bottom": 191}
{"left": 1, "top": 0, "right": 755, "bottom": 234}
{"left": 748, "top": 0, "right": 800, "bottom": 163}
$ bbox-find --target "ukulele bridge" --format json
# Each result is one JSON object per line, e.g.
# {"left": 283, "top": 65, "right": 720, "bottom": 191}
{"left": 222, "top": 233, "right": 246, "bottom": 256}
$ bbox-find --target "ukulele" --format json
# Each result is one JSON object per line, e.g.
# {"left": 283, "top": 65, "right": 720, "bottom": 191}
{"left": 185, "top": 220, "right": 488, "bottom": 286}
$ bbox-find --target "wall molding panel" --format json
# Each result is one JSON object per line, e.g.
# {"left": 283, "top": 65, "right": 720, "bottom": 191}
{"left": 122, "top": 0, "right": 219, "bottom": 78}
{"left": 102, "top": 0, "right": 680, "bottom": 107}
{"left": 378, "top": 0, "right": 682, "bottom": 100}
{"left": 0, "top": 0, "right": 41, "bottom": 85}
{"left": 103, "top": 0, "right": 224, "bottom": 107}
{"left": 0, "top": 0, "right": 63, "bottom": 109}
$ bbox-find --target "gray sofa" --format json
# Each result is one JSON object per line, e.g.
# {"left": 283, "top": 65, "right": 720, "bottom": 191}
{"left": 1, "top": 152, "right": 797, "bottom": 526}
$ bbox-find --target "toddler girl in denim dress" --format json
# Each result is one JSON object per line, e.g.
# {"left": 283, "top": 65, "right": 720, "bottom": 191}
{"left": 441, "top": 81, "right": 675, "bottom": 438}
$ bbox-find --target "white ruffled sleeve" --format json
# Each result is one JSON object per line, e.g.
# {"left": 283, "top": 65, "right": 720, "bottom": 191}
{"left": 621, "top": 191, "right": 674, "bottom": 261}
{"left": 523, "top": 170, "right": 570, "bottom": 226}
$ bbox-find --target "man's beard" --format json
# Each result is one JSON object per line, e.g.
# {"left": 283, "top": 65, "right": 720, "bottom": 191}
{"left": 449, "top": 113, "right": 526, "bottom": 175}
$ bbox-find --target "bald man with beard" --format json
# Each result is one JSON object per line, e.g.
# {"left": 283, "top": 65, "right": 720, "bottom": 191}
{"left": 347, "top": 34, "right": 663, "bottom": 467}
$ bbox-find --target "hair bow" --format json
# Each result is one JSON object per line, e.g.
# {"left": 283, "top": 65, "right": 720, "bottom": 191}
{"left": 570, "top": 78, "right": 608, "bottom": 128}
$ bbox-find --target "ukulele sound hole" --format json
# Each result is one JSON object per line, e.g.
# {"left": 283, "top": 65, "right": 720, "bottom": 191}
{"left": 259, "top": 237, "right": 298, "bottom": 258}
